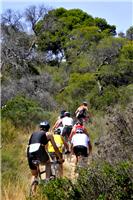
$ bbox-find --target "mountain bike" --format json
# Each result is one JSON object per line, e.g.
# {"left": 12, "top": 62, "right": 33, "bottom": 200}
{"left": 29, "top": 159, "right": 61, "bottom": 197}
{"left": 50, "top": 154, "right": 62, "bottom": 178}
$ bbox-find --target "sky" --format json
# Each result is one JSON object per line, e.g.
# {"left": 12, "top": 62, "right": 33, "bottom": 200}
{"left": 1, "top": 0, "right": 133, "bottom": 34}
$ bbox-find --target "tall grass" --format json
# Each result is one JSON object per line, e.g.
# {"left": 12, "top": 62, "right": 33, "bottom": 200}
{"left": 2, "top": 181, "right": 28, "bottom": 200}
{"left": 2, "top": 119, "right": 30, "bottom": 200}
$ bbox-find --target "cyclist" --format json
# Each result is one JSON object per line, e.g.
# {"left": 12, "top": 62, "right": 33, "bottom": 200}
{"left": 48, "top": 128, "right": 69, "bottom": 177}
{"left": 70, "top": 128, "right": 92, "bottom": 165}
{"left": 69, "top": 119, "right": 89, "bottom": 141}
{"left": 52, "top": 110, "right": 66, "bottom": 134}
{"left": 75, "top": 101, "right": 91, "bottom": 122}
{"left": 62, "top": 112, "right": 74, "bottom": 141}
{"left": 27, "top": 121, "right": 63, "bottom": 193}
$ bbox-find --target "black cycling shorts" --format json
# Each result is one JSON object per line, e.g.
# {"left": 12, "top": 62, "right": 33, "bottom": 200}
{"left": 73, "top": 145, "right": 88, "bottom": 157}
{"left": 62, "top": 126, "right": 72, "bottom": 138}
{"left": 27, "top": 146, "right": 49, "bottom": 170}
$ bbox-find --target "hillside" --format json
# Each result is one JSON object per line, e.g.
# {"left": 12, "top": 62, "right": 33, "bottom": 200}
{"left": 1, "top": 5, "right": 133, "bottom": 200}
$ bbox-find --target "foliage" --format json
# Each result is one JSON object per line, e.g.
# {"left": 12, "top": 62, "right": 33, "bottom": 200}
{"left": 126, "top": 26, "right": 133, "bottom": 40}
{"left": 1, "top": 6, "right": 133, "bottom": 200}
{"left": 56, "top": 72, "right": 96, "bottom": 112}
{"left": 120, "top": 42, "right": 133, "bottom": 60}
{"left": 36, "top": 161, "right": 133, "bottom": 200}
{"left": 39, "top": 178, "right": 75, "bottom": 200}
{"left": 35, "top": 8, "right": 116, "bottom": 64}
{"left": 1, "top": 119, "right": 18, "bottom": 144}
{"left": 1, "top": 95, "right": 45, "bottom": 127}
{"left": 75, "top": 161, "right": 133, "bottom": 200}
{"left": 89, "top": 85, "right": 119, "bottom": 109}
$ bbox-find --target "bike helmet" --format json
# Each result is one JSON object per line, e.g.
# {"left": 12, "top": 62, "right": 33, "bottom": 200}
{"left": 83, "top": 101, "right": 88, "bottom": 106}
{"left": 76, "top": 128, "right": 84, "bottom": 134}
{"left": 54, "top": 128, "right": 61, "bottom": 135}
{"left": 64, "top": 111, "right": 70, "bottom": 117}
{"left": 60, "top": 110, "right": 66, "bottom": 119}
{"left": 39, "top": 121, "right": 50, "bottom": 131}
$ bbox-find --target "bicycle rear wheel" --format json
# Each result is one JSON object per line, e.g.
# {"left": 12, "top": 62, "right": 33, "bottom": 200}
{"left": 29, "top": 179, "right": 39, "bottom": 197}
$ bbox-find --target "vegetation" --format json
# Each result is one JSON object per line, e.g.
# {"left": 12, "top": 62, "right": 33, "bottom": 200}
{"left": 1, "top": 4, "right": 133, "bottom": 200}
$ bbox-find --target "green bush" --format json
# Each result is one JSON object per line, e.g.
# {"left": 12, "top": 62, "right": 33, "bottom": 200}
{"left": 36, "top": 161, "right": 133, "bottom": 200}
{"left": 56, "top": 72, "right": 96, "bottom": 113}
{"left": 1, "top": 95, "right": 46, "bottom": 127}
{"left": 75, "top": 161, "right": 133, "bottom": 200}
{"left": 89, "top": 85, "right": 119, "bottom": 110}
{"left": 1, "top": 119, "right": 17, "bottom": 144}
{"left": 39, "top": 178, "right": 75, "bottom": 200}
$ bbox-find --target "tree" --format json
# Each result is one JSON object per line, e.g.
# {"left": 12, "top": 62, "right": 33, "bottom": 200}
{"left": 35, "top": 8, "right": 116, "bottom": 66}
{"left": 1, "top": 9, "right": 33, "bottom": 79}
{"left": 94, "top": 17, "right": 116, "bottom": 35}
{"left": 24, "top": 4, "right": 50, "bottom": 35}
{"left": 126, "top": 26, "right": 133, "bottom": 41}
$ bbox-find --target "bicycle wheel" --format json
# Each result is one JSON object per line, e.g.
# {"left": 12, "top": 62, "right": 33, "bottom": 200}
{"left": 29, "top": 179, "right": 39, "bottom": 197}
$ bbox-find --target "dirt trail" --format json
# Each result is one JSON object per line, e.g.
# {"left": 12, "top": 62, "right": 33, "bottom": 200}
{"left": 63, "top": 155, "right": 77, "bottom": 180}
{"left": 40, "top": 154, "right": 91, "bottom": 181}
{"left": 63, "top": 154, "right": 92, "bottom": 180}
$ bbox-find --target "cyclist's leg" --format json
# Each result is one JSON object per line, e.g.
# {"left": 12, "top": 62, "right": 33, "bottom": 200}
{"left": 30, "top": 169, "right": 39, "bottom": 196}
{"left": 77, "top": 146, "right": 88, "bottom": 168}
{"left": 45, "top": 159, "right": 51, "bottom": 179}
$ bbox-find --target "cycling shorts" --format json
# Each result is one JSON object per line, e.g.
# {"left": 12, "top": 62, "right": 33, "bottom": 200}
{"left": 27, "top": 146, "right": 49, "bottom": 170}
{"left": 73, "top": 145, "right": 88, "bottom": 157}
{"left": 62, "top": 126, "right": 72, "bottom": 138}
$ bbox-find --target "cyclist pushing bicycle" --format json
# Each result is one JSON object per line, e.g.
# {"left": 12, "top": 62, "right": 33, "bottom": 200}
{"left": 27, "top": 121, "right": 64, "bottom": 195}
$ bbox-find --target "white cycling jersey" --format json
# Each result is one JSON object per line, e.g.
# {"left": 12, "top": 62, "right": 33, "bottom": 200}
{"left": 71, "top": 133, "right": 89, "bottom": 148}
{"left": 62, "top": 116, "right": 73, "bottom": 127}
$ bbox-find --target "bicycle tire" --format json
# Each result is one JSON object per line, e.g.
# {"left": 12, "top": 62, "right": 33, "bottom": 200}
{"left": 29, "top": 180, "right": 39, "bottom": 197}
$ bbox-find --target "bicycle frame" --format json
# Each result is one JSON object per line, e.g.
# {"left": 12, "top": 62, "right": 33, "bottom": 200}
{"left": 29, "top": 159, "right": 61, "bottom": 196}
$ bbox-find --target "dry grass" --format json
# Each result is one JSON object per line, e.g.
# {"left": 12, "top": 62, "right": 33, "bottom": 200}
{"left": 2, "top": 182, "right": 28, "bottom": 200}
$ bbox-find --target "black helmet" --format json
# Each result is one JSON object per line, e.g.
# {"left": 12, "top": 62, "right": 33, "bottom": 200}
{"left": 64, "top": 111, "right": 70, "bottom": 117}
{"left": 54, "top": 128, "right": 61, "bottom": 135}
{"left": 60, "top": 110, "right": 66, "bottom": 119}
{"left": 39, "top": 121, "right": 50, "bottom": 131}
{"left": 76, "top": 128, "right": 84, "bottom": 134}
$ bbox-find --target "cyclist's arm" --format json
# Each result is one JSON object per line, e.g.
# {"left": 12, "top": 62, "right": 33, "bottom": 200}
{"left": 75, "top": 107, "right": 80, "bottom": 114}
{"left": 52, "top": 119, "right": 61, "bottom": 131}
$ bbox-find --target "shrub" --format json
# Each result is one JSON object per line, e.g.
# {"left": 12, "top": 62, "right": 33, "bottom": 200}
{"left": 75, "top": 161, "right": 133, "bottom": 200}
{"left": 90, "top": 85, "right": 120, "bottom": 110}
{"left": 1, "top": 95, "right": 46, "bottom": 127}
{"left": 1, "top": 119, "right": 17, "bottom": 144}
{"left": 39, "top": 178, "right": 75, "bottom": 200}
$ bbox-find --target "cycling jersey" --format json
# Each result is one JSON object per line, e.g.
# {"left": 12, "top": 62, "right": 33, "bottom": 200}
{"left": 69, "top": 124, "right": 87, "bottom": 141}
{"left": 71, "top": 133, "right": 89, "bottom": 148}
{"left": 27, "top": 131, "right": 49, "bottom": 170}
{"left": 28, "top": 131, "right": 48, "bottom": 146}
{"left": 62, "top": 116, "right": 73, "bottom": 127}
{"left": 48, "top": 134, "right": 64, "bottom": 153}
